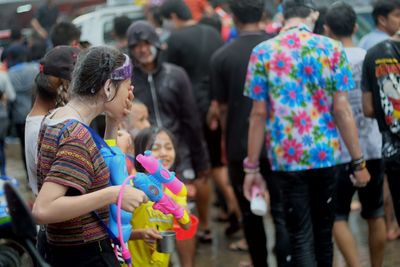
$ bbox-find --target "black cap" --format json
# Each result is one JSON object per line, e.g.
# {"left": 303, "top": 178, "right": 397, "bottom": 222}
{"left": 40, "top": 45, "right": 80, "bottom": 81}
{"left": 127, "top": 20, "right": 161, "bottom": 48}
{"left": 283, "top": 0, "right": 317, "bottom": 10}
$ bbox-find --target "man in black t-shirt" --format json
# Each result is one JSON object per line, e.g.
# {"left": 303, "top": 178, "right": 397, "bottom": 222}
{"left": 362, "top": 36, "right": 400, "bottom": 227}
{"left": 160, "top": 0, "right": 224, "bottom": 244}
{"left": 210, "top": 0, "right": 291, "bottom": 266}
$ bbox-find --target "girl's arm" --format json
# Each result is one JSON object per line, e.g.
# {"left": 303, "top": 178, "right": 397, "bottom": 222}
{"left": 176, "top": 208, "right": 192, "bottom": 230}
{"left": 33, "top": 183, "right": 146, "bottom": 225}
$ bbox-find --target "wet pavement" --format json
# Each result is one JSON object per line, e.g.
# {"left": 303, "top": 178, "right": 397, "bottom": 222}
{"left": 4, "top": 140, "right": 400, "bottom": 267}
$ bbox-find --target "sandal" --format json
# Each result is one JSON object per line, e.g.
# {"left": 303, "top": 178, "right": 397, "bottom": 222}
{"left": 229, "top": 239, "right": 248, "bottom": 252}
{"left": 225, "top": 213, "right": 241, "bottom": 236}
{"left": 197, "top": 229, "right": 213, "bottom": 243}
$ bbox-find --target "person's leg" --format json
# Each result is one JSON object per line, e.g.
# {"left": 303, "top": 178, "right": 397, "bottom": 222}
{"left": 383, "top": 175, "right": 400, "bottom": 240}
{"left": 332, "top": 164, "right": 361, "bottom": 267}
{"left": 193, "top": 175, "right": 212, "bottom": 242}
{"left": 309, "top": 167, "right": 339, "bottom": 267}
{"left": 333, "top": 221, "right": 362, "bottom": 267}
{"left": 358, "top": 159, "right": 385, "bottom": 267}
{"left": 266, "top": 167, "right": 292, "bottom": 267}
{"left": 176, "top": 237, "right": 196, "bottom": 267}
{"left": 211, "top": 165, "right": 241, "bottom": 235}
{"left": 206, "top": 124, "right": 241, "bottom": 235}
{"left": 229, "top": 161, "right": 268, "bottom": 267}
{"left": 366, "top": 218, "right": 386, "bottom": 267}
{"left": 385, "top": 164, "right": 400, "bottom": 231}
{"left": 279, "top": 171, "right": 316, "bottom": 267}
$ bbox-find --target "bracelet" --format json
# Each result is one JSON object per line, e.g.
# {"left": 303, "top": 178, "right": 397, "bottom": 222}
{"left": 243, "top": 157, "right": 259, "bottom": 169}
{"left": 350, "top": 156, "right": 366, "bottom": 172}
{"left": 350, "top": 156, "right": 364, "bottom": 165}
{"left": 244, "top": 167, "right": 260, "bottom": 174}
{"left": 351, "top": 160, "right": 366, "bottom": 172}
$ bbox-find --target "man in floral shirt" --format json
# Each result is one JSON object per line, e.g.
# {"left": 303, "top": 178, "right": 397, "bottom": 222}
{"left": 242, "top": 0, "right": 371, "bottom": 266}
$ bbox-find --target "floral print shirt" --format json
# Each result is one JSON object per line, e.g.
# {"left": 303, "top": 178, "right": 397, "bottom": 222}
{"left": 244, "top": 24, "right": 355, "bottom": 171}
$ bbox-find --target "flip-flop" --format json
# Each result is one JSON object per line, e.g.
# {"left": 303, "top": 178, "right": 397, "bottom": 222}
{"left": 229, "top": 239, "right": 248, "bottom": 252}
{"left": 197, "top": 229, "right": 213, "bottom": 243}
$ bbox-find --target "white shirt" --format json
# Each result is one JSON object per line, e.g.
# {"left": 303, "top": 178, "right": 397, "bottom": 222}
{"left": 358, "top": 29, "right": 389, "bottom": 51}
{"left": 25, "top": 115, "right": 44, "bottom": 195}
{"left": 339, "top": 47, "right": 382, "bottom": 162}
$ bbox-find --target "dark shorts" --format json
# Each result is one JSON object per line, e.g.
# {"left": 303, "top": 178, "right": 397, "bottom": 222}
{"left": 203, "top": 124, "right": 223, "bottom": 168}
{"left": 335, "top": 159, "right": 384, "bottom": 221}
{"left": 48, "top": 239, "right": 119, "bottom": 267}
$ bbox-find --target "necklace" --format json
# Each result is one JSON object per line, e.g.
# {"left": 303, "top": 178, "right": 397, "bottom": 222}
{"left": 67, "top": 103, "right": 84, "bottom": 122}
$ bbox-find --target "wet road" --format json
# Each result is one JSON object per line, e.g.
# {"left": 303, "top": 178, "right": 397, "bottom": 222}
{"left": 4, "top": 140, "right": 400, "bottom": 267}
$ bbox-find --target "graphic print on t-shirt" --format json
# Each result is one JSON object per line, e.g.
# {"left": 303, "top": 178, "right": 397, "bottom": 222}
{"left": 376, "top": 57, "right": 400, "bottom": 133}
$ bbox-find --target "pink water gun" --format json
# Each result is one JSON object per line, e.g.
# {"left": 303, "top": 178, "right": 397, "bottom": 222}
{"left": 115, "top": 151, "right": 190, "bottom": 266}
{"left": 134, "top": 150, "right": 190, "bottom": 225}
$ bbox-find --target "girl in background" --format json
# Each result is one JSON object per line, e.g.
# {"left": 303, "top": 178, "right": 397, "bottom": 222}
{"left": 128, "top": 127, "right": 191, "bottom": 267}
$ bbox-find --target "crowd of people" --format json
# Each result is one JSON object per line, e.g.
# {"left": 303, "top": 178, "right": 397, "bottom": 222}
{"left": 1, "top": 0, "right": 400, "bottom": 267}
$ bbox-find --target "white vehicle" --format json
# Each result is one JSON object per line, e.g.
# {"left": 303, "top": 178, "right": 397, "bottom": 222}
{"left": 73, "top": 4, "right": 145, "bottom": 46}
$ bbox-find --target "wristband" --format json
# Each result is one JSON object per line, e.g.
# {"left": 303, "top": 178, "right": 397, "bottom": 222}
{"left": 244, "top": 167, "right": 260, "bottom": 174}
{"left": 243, "top": 157, "right": 259, "bottom": 169}
{"left": 350, "top": 156, "right": 366, "bottom": 172}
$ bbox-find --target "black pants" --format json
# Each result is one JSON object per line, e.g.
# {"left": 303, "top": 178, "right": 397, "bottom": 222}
{"left": 48, "top": 239, "right": 119, "bottom": 267}
{"left": 228, "top": 161, "right": 291, "bottom": 267}
{"left": 385, "top": 158, "right": 400, "bottom": 224}
{"left": 275, "top": 166, "right": 340, "bottom": 267}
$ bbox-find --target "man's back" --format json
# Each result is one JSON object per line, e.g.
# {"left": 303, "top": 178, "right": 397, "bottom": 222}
{"left": 245, "top": 24, "right": 354, "bottom": 171}
{"left": 339, "top": 47, "right": 382, "bottom": 162}
{"left": 362, "top": 40, "right": 400, "bottom": 132}
{"left": 165, "top": 23, "right": 222, "bottom": 116}
{"left": 211, "top": 32, "right": 271, "bottom": 162}
{"left": 362, "top": 39, "right": 400, "bottom": 158}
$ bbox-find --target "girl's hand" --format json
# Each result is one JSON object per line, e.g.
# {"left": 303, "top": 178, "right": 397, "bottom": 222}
{"left": 131, "top": 228, "right": 162, "bottom": 244}
{"left": 115, "top": 186, "right": 148, "bottom": 212}
{"left": 117, "top": 129, "right": 132, "bottom": 154}
{"left": 141, "top": 228, "right": 162, "bottom": 244}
